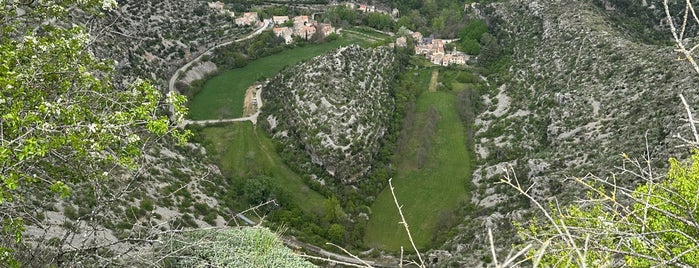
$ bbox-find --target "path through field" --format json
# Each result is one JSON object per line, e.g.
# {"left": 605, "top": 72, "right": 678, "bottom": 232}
{"left": 428, "top": 69, "right": 439, "bottom": 92}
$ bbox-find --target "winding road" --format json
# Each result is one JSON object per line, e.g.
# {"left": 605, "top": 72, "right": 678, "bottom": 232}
{"left": 168, "top": 19, "right": 271, "bottom": 122}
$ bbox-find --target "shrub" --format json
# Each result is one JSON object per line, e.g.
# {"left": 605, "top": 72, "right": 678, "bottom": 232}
{"left": 509, "top": 151, "right": 699, "bottom": 267}
{"left": 63, "top": 205, "right": 78, "bottom": 221}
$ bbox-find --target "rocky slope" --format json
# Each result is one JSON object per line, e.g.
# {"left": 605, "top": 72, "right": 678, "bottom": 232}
{"left": 11, "top": 1, "right": 258, "bottom": 264}
{"left": 88, "top": 0, "right": 245, "bottom": 88}
{"left": 436, "top": 0, "right": 699, "bottom": 265}
{"left": 261, "top": 45, "right": 399, "bottom": 184}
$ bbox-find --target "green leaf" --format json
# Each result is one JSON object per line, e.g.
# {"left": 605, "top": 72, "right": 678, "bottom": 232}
{"left": 49, "top": 181, "right": 72, "bottom": 199}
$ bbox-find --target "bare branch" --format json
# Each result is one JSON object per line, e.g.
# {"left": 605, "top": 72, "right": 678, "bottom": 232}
{"left": 388, "top": 178, "right": 425, "bottom": 267}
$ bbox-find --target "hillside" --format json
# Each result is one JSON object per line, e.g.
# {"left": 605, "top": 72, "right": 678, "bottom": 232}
{"left": 89, "top": 0, "right": 245, "bottom": 87}
{"left": 261, "top": 45, "right": 399, "bottom": 184}
{"left": 11, "top": 0, "right": 699, "bottom": 266}
{"left": 0, "top": 0, "right": 280, "bottom": 265}
{"left": 435, "top": 0, "right": 699, "bottom": 265}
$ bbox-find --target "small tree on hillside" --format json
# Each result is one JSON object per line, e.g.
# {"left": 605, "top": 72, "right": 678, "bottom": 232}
{"left": 0, "top": 0, "right": 190, "bottom": 266}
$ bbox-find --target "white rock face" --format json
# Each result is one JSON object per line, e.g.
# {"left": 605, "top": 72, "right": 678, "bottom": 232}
{"left": 181, "top": 61, "right": 218, "bottom": 84}
{"left": 441, "top": 0, "right": 699, "bottom": 266}
{"left": 261, "top": 45, "right": 397, "bottom": 183}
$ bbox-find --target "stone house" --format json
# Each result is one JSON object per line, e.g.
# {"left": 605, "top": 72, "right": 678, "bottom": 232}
{"left": 273, "top": 27, "right": 293, "bottom": 44}
{"left": 235, "top": 12, "right": 258, "bottom": 26}
{"left": 295, "top": 25, "right": 317, "bottom": 40}
{"left": 293, "top": 15, "right": 310, "bottom": 27}
{"left": 396, "top": 36, "right": 407, "bottom": 48}
{"left": 273, "top": 16, "right": 290, "bottom": 25}
{"left": 317, "top": 23, "right": 336, "bottom": 37}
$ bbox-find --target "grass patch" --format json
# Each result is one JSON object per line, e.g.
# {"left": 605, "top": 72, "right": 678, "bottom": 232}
{"left": 198, "top": 122, "right": 325, "bottom": 213}
{"left": 348, "top": 26, "right": 392, "bottom": 40}
{"left": 364, "top": 69, "right": 472, "bottom": 252}
{"left": 428, "top": 69, "right": 439, "bottom": 92}
{"left": 188, "top": 36, "right": 373, "bottom": 120}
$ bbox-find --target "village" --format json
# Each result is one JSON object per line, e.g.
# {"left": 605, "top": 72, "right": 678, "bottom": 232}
{"left": 397, "top": 32, "right": 469, "bottom": 66}
{"left": 208, "top": 1, "right": 470, "bottom": 66}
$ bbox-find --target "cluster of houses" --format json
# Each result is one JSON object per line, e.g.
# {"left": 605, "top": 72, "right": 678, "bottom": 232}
{"left": 213, "top": 1, "right": 467, "bottom": 66}
{"left": 402, "top": 32, "right": 468, "bottom": 66}
{"left": 212, "top": 0, "right": 335, "bottom": 45}
{"left": 271, "top": 15, "right": 336, "bottom": 44}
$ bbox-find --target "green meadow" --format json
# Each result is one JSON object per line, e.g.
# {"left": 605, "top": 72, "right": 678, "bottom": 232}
{"left": 198, "top": 122, "right": 326, "bottom": 213}
{"left": 188, "top": 35, "right": 376, "bottom": 120}
{"left": 364, "top": 68, "right": 473, "bottom": 251}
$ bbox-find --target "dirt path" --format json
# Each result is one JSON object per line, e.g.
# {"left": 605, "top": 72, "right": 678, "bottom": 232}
{"left": 243, "top": 84, "right": 259, "bottom": 117}
{"left": 428, "top": 69, "right": 439, "bottom": 92}
{"left": 181, "top": 82, "right": 264, "bottom": 127}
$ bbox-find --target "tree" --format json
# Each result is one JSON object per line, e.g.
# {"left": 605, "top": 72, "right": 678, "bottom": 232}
{"left": 366, "top": 13, "right": 395, "bottom": 31}
{"left": 477, "top": 32, "right": 501, "bottom": 67}
{"left": 461, "top": 38, "right": 480, "bottom": 55}
{"left": 1, "top": 0, "right": 190, "bottom": 266}
{"left": 459, "top": 19, "right": 488, "bottom": 41}
{"left": 327, "top": 223, "right": 346, "bottom": 243}
{"left": 323, "top": 196, "right": 346, "bottom": 223}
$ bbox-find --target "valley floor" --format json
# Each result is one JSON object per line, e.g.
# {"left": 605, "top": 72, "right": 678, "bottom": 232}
{"left": 364, "top": 68, "right": 473, "bottom": 251}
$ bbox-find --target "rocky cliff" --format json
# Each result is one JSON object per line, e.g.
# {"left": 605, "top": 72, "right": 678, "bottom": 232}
{"left": 89, "top": 0, "right": 244, "bottom": 88}
{"left": 261, "top": 45, "right": 399, "bottom": 184}
{"left": 437, "top": 0, "right": 699, "bottom": 265}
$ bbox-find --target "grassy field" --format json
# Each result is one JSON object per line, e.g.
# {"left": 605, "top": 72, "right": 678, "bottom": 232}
{"left": 198, "top": 122, "right": 326, "bottom": 213}
{"left": 364, "top": 68, "right": 473, "bottom": 252}
{"left": 188, "top": 35, "right": 373, "bottom": 120}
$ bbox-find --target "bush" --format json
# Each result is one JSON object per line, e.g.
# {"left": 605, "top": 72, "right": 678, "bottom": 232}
{"left": 63, "top": 205, "right": 78, "bottom": 220}
{"left": 140, "top": 198, "right": 154, "bottom": 211}
{"left": 510, "top": 151, "right": 699, "bottom": 267}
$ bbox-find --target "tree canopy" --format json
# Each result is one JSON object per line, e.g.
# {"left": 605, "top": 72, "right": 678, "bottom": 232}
{"left": 1, "top": 0, "right": 190, "bottom": 265}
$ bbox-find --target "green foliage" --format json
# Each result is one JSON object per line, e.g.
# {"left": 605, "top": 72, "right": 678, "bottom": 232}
{"left": 458, "top": 19, "right": 488, "bottom": 54}
{"left": 63, "top": 205, "right": 79, "bottom": 221}
{"left": 195, "top": 123, "right": 326, "bottom": 213}
{"left": 323, "top": 197, "right": 346, "bottom": 223}
{"left": 518, "top": 151, "right": 699, "bottom": 267}
{"left": 385, "top": 0, "right": 468, "bottom": 37}
{"left": 478, "top": 32, "right": 502, "bottom": 67}
{"left": 366, "top": 13, "right": 395, "bottom": 31}
{"left": 460, "top": 38, "right": 480, "bottom": 55}
{"left": 325, "top": 32, "right": 340, "bottom": 42}
{"left": 626, "top": 153, "right": 699, "bottom": 266}
{"left": 139, "top": 198, "right": 155, "bottom": 212}
{"left": 0, "top": 0, "right": 190, "bottom": 264}
{"left": 327, "top": 223, "right": 346, "bottom": 243}
{"left": 459, "top": 19, "right": 488, "bottom": 41}
{"left": 1, "top": 217, "right": 23, "bottom": 268}
{"left": 323, "top": 6, "right": 361, "bottom": 28}
{"left": 163, "top": 227, "right": 315, "bottom": 267}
